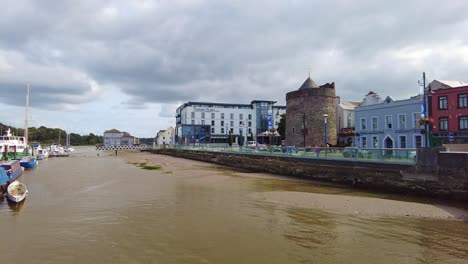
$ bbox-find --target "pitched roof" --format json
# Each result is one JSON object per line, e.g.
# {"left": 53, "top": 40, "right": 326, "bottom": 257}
{"left": 298, "top": 77, "right": 319, "bottom": 90}
{"left": 104, "top": 128, "right": 120, "bottom": 133}
{"left": 339, "top": 101, "right": 362, "bottom": 110}
{"left": 436, "top": 80, "right": 468, "bottom": 88}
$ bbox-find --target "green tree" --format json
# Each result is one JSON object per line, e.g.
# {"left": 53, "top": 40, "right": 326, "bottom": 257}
{"left": 277, "top": 113, "right": 286, "bottom": 140}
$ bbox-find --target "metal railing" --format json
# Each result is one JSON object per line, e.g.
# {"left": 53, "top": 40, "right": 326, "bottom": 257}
{"left": 162, "top": 144, "right": 417, "bottom": 164}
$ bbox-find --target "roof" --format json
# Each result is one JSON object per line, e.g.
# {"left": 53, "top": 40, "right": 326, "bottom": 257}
{"left": 122, "top": 132, "right": 133, "bottom": 137}
{"left": 339, "top": 101, "right": 361, "bottom": 110}
{"left": 435, "top": 80, "right": 468, "bottom": 88}
{"left": 104, "top": 129, "right": 120, "bottom": 133}
{"left": 298, "top": 77, "right": 319, "bottom": 90}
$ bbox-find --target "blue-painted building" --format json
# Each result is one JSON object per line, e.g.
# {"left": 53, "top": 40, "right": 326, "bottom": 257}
{"left": 355, "top": 92, "right": 425, "bottom": 149}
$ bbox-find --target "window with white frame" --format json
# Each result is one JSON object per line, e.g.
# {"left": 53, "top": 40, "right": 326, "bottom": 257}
{"left": 371, "top": 117, "right": 378, "bottom": 130}
{"left": 385, "top": 115, "right": 392, "bottom": 129}
{"left": 460, "top": 116, "right": 468, "bottom": 130}
{"left": 191, "top": 112, "right": 195, "bottom": 118}
{"left": 201, "top": 112, "right": 205, "bottom": 119}
{"left": 415, "top": 135, "right": 422, "bottom": 148}
{"left": 360, "top": 118, "right": 367, "bottom": 130}
{"left": 248, "top": 121, "right": 252, "bottom": 127}
{"left": 211, "top": 127, "right": 215, "bottom": 133}
{"left": 439, "top": 96, "right": 448, "bottom": 110}
{"left": 459, "top": 94, "right": 468, "bottom": 108}
{"left": 399, "top": 136, "right": 407, "bottom": 148}
{"left": 211, "top": 120, "right": 215, "bottom": 126}
{"left": 413, "top": 113, "right": 421, "bottom": 128}
{"left": 248, "top": 114, "right": 252, "bottom": 120}
{"left": 372, "top": 136, "right": 378, "bottom": 148}
{"left": 439, "top": 117, "right": 448, "bottom": 131}
{"left": 239, "top": 114, "right": 243, "bottom": 120}
{"left": 201, "top": 120, "right": 205, "bottom": 125}
{"left": 362, "top": 136, "right": 367, "bottom": 148}
{"left": 191, "top": 120, "right": 195, "bottom": 125}
{"left": 230, "top": 121, "right": 234, "bottom": 127}
{"left": 230, "top": 113, "right": 234, "bottom": 119}
{"left": 398, "top": 114, "right": 406, "bottom": 129}
{"left": 221, "top": 113, "right": 224, "bottom": 119}
{"left": 221, "top": 121, "right": 224, "bottom": 126}
{"left": 221, "top": 128, "right": 224, "bottom": 134}
{"left": 346, "top": 112, "right": 352, "bottom": 128}
{"left": 211, "top": 113, "right": 215, "bottom": 119}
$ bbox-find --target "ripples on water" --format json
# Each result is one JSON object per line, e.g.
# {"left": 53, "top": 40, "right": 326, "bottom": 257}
{"left": 0, "top": 149, "right": 467, "bottom": 263}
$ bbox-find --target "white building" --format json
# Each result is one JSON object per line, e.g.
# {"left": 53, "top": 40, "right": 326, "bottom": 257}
{"left": 103, "top": 129, "right": 138, "bottom": 146}
{"left": 336, "top": 97, "right": 361, "bottom": 146}
{"left": 156, "top": 127, "right": 175, "bottom": 146}
{"left": 175, "top": 100, "right": 286, "bottom": 144}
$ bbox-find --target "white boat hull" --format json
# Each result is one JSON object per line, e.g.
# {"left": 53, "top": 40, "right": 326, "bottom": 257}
{"left": 6, "top": 180, "right": 28, "bottom": 203}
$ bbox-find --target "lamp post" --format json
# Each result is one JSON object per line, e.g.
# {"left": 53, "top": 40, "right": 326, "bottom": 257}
{"left": 239, "top": 122, "right": 244, "bottom": 151}
{"left": 323, "top": 114, "right": 329, "bottom": 147}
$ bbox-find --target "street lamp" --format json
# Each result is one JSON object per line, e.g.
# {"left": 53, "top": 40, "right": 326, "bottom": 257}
{"left": 239, "top": 122, "right": 244, "bottom": 150}
{"left": 323, "top": 114, "right": 329, "bottom": 147}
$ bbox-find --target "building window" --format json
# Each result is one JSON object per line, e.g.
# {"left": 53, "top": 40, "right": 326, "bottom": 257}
{"left": 372, "top": 136, "right": 378, "bottom": 148}
{"left": 360, "top": 118, "right": 367, "bottom": 130}
{"left": 362, "top": 136, "right": 367, "bottom": 148}
{"left": 248, "top": 128, "right": 252, "bottom": 134}
{"left": 211, "top": 120, "right": 215, "bottom": 126}
{"left": 413, "top": 113, "right": 421, "bottom": 128}
{"left": 385, "top": 115, "right": 392, "bottom": 129}
{"left": 346, "top": 112, "right": 352, "bottom": 128}
{"left": 371, "top": 117, "right": 378, "bottom": 130}
{"left": 191, "top": 112, "right": 195, "bottom": 118}
{"left": 230, "top": 128, "right": 233, "bottom": 133}
{"left": 460, "top": 116, "right": 468, "bottom": 130}
{"left": 459, "top": 94, "right": 468, "bottom": 108}
{"left": 399, "top": 136, "right": 407, "bottom": 148}
{"left": 248, "top": 114, "right": 252, "bottom": 120}
{"left": 230, "top": 113, "right": 234, "bottom": 119}
{"left": 398, "top": 114, "right": 406, "bottom": 129}
{"left": 239, "top": 121, "right": 243, "bottom": 126}
{"left": 221, "top": 128, "right": 224, "bottom": 134}
{"left": 191, "top": 120, "right": 195, "bottom": 125}
{"left": 221, "top": 113, "right": 224, "bottom": 119}
{"left": 439, "top": 117, "right": 448, "bottom": 131}
{"left": 438, "top": 96, "right": 448, "bottom": 110}
{"left": 201, "top": 120, "right": 205, "bottom": 125}
{"left": 221, "top": 121, "right": 224, "bottom": 126}
{"left": 248, "top": 121, "right": 252, "bottom": 127}
{"left": 415, "top": 135, "right": 422, "bottom": 148}
{"left": 201, "top": 112, "right": 205, "bottom": 119}
{"left": 211, "top": 113, "right": 215, "bottom": 119}
{"left": 211, "top": 127, "right": 215, "bottom": 133}
{"left": 230, "top": 121, "right": 234, "bottom": 127}
{"left": 239, "top": 114, "right": 243, "bottom": 120}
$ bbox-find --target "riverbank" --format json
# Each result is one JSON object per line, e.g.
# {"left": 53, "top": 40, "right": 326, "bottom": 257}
{"left": 119, "top": 151, "right": 468, "bottom": 220}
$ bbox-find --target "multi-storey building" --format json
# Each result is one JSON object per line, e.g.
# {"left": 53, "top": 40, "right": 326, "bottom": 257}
{"left": 103, "top": 129, "right": 138, "bottom": 146}
{"left": 156, "top": 127, "right": 175, "bottom": 146}
{"left": 355, "top": 92, "right": 424, "bottom": 149}
{"left": 336, "top": 97, "right": 361, "bottom": 146}
{"left": 175, "top": 101, "right": 286, "bottom": 144}
{"left": 428, "top": 80, "right": 468, "bottom": 144}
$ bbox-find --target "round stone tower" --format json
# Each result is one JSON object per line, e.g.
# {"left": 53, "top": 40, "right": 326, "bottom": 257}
{"left": 285, "top": 76, "right": 337, "bottom": 147}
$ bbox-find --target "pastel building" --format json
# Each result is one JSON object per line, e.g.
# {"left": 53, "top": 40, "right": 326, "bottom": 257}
{"left": 336, "top": 97, "right": 361, "bottom": 146}
{"left": 156, "top": 127, "right": 175, "bottom": 146}
{"left": 103, "top": 129, "right": 138, "bottom": 146}
{"left": 355, "top": 92, "right": 424, "bottom": 149}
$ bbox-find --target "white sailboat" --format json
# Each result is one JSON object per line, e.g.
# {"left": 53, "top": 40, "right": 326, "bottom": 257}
{"left": 6, "top": 180, "right": 28, "bottom": 203}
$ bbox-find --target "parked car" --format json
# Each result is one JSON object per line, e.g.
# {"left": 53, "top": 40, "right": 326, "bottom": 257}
{"left": 246, "top": 141, "right": 257, "bottom": 148}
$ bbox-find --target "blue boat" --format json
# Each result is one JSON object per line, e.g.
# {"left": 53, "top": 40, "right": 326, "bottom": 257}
{"left": 19, "top": 156, "right": 38, "bottom": 168}
{"left": 0, "top": 160, "right": 23, "bottom": 195}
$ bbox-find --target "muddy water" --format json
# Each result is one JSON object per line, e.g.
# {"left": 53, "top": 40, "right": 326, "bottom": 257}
{"left": 0, "top": 150, "right": 467, "bottom": 263}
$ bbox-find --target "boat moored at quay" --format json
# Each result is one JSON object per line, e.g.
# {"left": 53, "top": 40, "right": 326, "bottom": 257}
{"left": 0, "top": 160, "right": 23, "bottom": 196}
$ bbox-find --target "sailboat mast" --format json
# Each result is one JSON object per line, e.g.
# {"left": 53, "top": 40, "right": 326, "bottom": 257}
{"left": 24, "top": 81, "right": 30, "bottom": 146}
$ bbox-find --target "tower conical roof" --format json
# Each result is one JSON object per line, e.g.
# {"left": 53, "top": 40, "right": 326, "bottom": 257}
{"left": 299, "top": 77, "right": 319, "bottom": 90}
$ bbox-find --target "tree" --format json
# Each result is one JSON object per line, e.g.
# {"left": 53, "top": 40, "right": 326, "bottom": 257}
{"left": 277, "top": 113, "right": 286, "bottom": 140}
{"left": 228, "top": 131, "right": 233, "bottom": 146}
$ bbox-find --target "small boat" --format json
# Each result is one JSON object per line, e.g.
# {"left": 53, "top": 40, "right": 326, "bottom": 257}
{"left": 0, "top": 160, "right": 23, "bottom": 180}
{"left": 0, "top": 167, "right": 9, "bottom": 196}
{"left": 19, "top": 156, "right": 38, "bottom": 168}
{"left": 6, "top": 180, "right": 28, "bottom": 203}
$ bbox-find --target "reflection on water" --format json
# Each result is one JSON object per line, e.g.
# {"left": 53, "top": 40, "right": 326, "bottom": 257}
{"left": 0, "top": 149, "right": 467, "bottom": 263}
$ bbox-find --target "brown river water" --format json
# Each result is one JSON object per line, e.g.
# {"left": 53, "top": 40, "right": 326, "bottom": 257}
{"left": 1, "top": 149, "right": 468, "bottom": 264}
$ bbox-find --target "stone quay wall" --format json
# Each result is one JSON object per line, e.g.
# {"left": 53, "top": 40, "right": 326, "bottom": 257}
{"left": 147, "top": 148, "right": 468, "bottom": 201}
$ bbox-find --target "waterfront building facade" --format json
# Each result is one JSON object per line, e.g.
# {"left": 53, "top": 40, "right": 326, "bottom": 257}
{"left": 103, "top": 129, "right": 138, "bottom": 146}
{"left": 156, "top": 127, "right": 175, "bottom": 146}
{"left": 355, "top": 92, "right": 424, "bottom": 149}
{"left": 336, "top": 97, "right": 361, "bottom": 146}
{"left": 175, "top": 101, "right": 286, "bottom": 144}
{"left": 428, "top": 80, "right": 468, "bottom": 144}
{"left": 286, "top": 76, "right": 337, "bottom": 147}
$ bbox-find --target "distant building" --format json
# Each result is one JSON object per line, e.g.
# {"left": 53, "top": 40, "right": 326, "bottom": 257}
{"left": 285, "top": 76, "right": 337, "bottom": 147}
{"left": 175, "top": 101, "right": 286, "bottom": 144}
{"left": 336, "top": 97, "right": 361, "bottom": 146}
{"left": 103, "top": 129, "right": 138, "bottom": 146}
{"left": 156, "top": 127, "right": 175, "bottom": 146}
{"left": 355, "top": 92, "right": 424, "bottom": 149}
{"left": 428, "top": 80, "right": 468, "bottom": 144}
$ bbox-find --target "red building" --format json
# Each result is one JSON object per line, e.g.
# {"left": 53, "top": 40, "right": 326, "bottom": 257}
{"left": 428, "top": 80, "right": 468, "bottom": 144}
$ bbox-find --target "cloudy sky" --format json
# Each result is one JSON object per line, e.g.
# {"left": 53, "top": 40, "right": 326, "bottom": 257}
{"left": 1, "top": 0, "right": 468, "bottom": 137}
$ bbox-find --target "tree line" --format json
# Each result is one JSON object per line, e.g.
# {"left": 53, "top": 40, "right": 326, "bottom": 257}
{"left": 0, "top": 123, "right": 103, "bottom": 146}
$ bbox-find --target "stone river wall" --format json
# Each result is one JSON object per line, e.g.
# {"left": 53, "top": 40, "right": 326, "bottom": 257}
{"left": 146, "top": 149, "right": 468, "bottom": 201}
